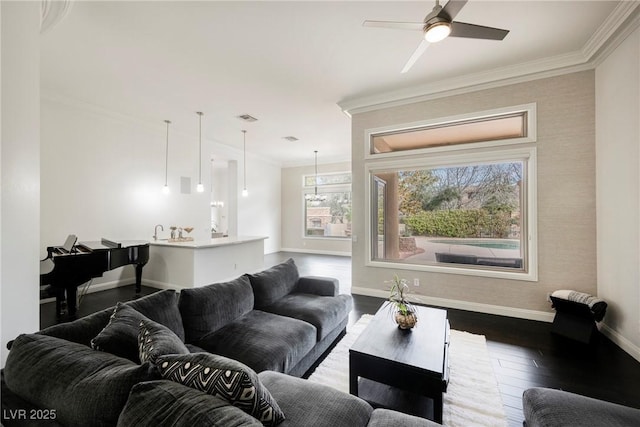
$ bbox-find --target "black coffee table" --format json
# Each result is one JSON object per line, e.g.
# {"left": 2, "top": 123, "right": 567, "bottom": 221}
{"left": 349, "top": 304, "right": 450, "bottom": 423}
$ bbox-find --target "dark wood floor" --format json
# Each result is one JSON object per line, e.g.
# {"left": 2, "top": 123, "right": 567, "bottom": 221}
{"left": 40, "top": 252, "right": 640, "bottom": 426}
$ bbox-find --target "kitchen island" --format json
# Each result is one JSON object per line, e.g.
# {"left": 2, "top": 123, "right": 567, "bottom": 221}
{"left": 145, "top": 236, "right": 267, "bottom": 288}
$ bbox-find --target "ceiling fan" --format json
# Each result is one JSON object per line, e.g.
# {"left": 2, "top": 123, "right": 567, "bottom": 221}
{"left": 363, "top": 0, "right": 509, "bottom": 73}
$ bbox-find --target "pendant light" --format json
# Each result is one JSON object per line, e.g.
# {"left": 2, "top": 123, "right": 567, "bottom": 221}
{"left": 305, "top": 150, "right": 327, "bottom": 205}
{"left": 196, "top": 112, "right": 204, "bottom": 193}
{"left": 162, "top": 120, "right": 171, "bottom": 195}
{"left": 241, "top": 130, "right": 248, "bottom": 197}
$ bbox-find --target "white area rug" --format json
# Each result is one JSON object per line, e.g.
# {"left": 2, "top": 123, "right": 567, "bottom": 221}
{"left": 308, "top": 314, "right": 508, "bottom": 427}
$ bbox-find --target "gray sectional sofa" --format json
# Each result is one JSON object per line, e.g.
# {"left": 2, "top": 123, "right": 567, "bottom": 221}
{"left": 1, "top": 259, "right": 438, "bottom": 427}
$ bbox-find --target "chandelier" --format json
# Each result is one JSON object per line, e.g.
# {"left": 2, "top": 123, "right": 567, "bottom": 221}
{"left": 305, "top": 150, "right": 327, "bottom": 205}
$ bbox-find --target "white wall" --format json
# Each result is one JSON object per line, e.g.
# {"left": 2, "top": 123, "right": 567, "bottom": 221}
{"left": 238, "top": 152, "right": 281, "bottom": 254}
{"left": 41, "top": 96, "right": 281, "bottom": 287}
{"left": 596, "top": 24, "right": 640, "bottom": 361}
{"left": 1, "top": 1, "right": 41, "bottom": 366}
{"left": 281, "top": 162, "right": 351, "bottom": 255}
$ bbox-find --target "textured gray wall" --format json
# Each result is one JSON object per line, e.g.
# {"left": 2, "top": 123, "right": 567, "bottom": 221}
{"left": 351, "top": 71, "right": 596, "bottom": 316}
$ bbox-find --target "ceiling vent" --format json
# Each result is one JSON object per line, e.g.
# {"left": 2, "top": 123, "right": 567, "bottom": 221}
{"left": 283, "top": 136, "right": 299, "bottom": 142}
{"left": 237, "top": 114, "right": 258, "bottom": 123}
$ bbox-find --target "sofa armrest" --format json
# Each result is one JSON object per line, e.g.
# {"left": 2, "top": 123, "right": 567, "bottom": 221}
{"left": 1, "top": 370, "right": 64, "bottom": 427}
{"left": 258, "top": 370, "right": 373, "bottom": 426}
{"left": 523, "top": 387, "right": 640, "bottom": 427}
{"left": 295, "top": 276, "right": 339, "bottom": 296}
{"left": 38, "top": 308, "right": 113, "bottom": 346}
{"left": 368, "top": 409, "right": 440, "bottom": 427}
{"left": 118, "top": 380, "right": 262, "bottom": 427}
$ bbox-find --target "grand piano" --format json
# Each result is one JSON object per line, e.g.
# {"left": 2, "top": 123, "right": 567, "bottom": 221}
{"left": 40, "top": 236, "right": 149, "bottom": 318}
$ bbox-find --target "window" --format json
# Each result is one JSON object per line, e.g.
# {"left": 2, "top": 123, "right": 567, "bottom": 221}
{"left": 304, "top": 172, "right": 352, "bottom": 239}
{"left": 366, "top": 105, "right": 537, "bottom": 281}
{"left": 366, "top": 104, "right": 536, "bottom": 159}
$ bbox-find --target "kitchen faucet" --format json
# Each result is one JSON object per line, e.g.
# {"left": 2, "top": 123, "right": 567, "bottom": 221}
{"left": 153, "top": 224, "right": 164, "bottom": 241}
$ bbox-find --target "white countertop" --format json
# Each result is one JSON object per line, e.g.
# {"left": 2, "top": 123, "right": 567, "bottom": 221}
{"left": 149, "top": 235, "right": 267, "bottom": 249}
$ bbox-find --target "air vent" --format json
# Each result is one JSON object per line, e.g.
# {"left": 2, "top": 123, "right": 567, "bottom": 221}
{"left": 237, "top": 114, "right": 258, "bottom": 122}
{"left": 283, "top": 136, "right": 299, "bottom": 142}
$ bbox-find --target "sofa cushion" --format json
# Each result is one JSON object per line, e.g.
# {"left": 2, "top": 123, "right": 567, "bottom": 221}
{"left": 195, "top": 310, "right": 317, "bottom": 373}
{"left": 179, "top": 275, "right": 255, "bottom": 342}
{"left": 157, "top": 353, "right": 285, "bottom": 426}
{"left": 523, "top": 387, "right": 640, "bottom": 427}
{"left": 261, "top": 293, "right": 353, "bottom": 340}
{"left": 258, "top": 371, "right": 373, "bottom": 427}
{"left": 138, "top": 318, "right": 190, "bottom": 364}
{"left": 247, "top": 258, "right": 299, "bottom": 309}
{"left": 91, "top": 303, "right": 149, "bottom": 362}
{"left": 117, "top": 380, "right": 262, "bottom": 427}
{"left": 126, "top": 289, "right": 185, "bottom": 341}
{"left": 3, "top": 334, "right": 160, "bottom": 427}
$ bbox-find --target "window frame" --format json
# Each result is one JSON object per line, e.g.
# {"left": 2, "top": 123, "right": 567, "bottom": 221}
{"left": 364, "top": 107, "right": 538, "bottom": 282}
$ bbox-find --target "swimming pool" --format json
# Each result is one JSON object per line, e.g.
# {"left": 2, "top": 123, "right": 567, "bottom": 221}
{"left": 429, "top": 239, "right": 520, "bottom": 250}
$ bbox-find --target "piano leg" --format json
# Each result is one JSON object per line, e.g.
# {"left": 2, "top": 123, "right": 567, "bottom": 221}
{"left": 66, "top": 286, "right": 78, "bottom": 320}
{"left": 135, "top": 263, "right": 146, "bottom": 295}
{"left": 54, "top": 288, "right": 66, "bottom": 318}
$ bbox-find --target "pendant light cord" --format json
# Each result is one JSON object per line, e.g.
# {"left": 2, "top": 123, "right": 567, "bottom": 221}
{"left": 197, "top": 112, "right": 203, "bottom": 185}
{"left": 164, "top": 120, "right": 171, "bottom": 186}
{"left": 242, "top": 130, "right": 247, "bottom": 191}
{"left": 314, "top": 150, "right": 319, "bottom": 195}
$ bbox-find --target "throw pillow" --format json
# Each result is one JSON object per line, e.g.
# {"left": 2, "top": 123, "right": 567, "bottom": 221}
{"left": 138, "top": 318, "right": 190, "bottom": 364}
{"left": 247, "top": 258, "right": 299, "bottom": 309}
{"left": 178, "top": 275, "right": 254, "bottom": 342}
{"left": 127, "top": 289, "right": 185, "bottom": 342}
{"left": 91, "top": 303, "right": 149, "bottom": 362}
{"left": 156, "top": 353, "right": 285, "bottom": 427}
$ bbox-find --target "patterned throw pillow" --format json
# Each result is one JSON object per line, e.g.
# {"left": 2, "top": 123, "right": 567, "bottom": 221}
{"left": 156, "top": 353, "right": 285, "bottom": 426}
{"left": 138, "top": 319, "right": 189, "bottom": 364}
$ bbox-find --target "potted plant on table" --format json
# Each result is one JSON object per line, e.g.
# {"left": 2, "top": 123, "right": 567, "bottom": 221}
{"left": 385, "top": 275, "right": 418, "bottom": 330}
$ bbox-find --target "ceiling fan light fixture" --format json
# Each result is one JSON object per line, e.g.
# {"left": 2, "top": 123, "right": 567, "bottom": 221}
{"left": 424, "top": 20, "right": 451, "bottom": 43}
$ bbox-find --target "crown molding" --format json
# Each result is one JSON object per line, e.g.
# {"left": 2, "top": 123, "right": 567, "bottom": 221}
{"left": 590, "top": 3, "right": 640, "bottom": 69}
{"left": 338, "top": 53, "right": 591, "bottom": 116}
{"left": 339, "top": 2, "right": 640, "bottom": 117}
{"left": 40, "top": 0, "right": 73, "bottom": 34}
{"left": 582, "top": 1, "right": 640, "bottom": 59}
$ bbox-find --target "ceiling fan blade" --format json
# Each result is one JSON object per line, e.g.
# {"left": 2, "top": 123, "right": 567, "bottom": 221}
{"left": 363, "top": 20, "right": 424, "bottom": 31}
{"left": 450, "top": 21, "right": 509, "bottom": 40}
{"left": 439, "top": 0, "right": 468, "bottom": 21}
{"left": 401, "top": 39, "right": 430, "bottom": 74}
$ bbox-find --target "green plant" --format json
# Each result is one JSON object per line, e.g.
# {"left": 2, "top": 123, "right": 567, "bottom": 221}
{"left": 384, "top": 275, "right": 415, "bottom": 315}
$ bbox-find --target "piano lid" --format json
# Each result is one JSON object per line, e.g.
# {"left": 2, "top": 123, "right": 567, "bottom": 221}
{"left": 79, "top": 239, "right": 149, "bottom": 251}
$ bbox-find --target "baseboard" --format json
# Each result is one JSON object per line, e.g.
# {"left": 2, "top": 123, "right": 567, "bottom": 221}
{"left": 141, "top": 279, "right": 187, "bottom": 291}
{"left": 600, "top": 324, "right": 640, "bottom": 363}
{"left": 280, "top": 248, "right": 351, "bottom": 257}
{"left": 351, "top": 286, "right": 555, "bottom": 323}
